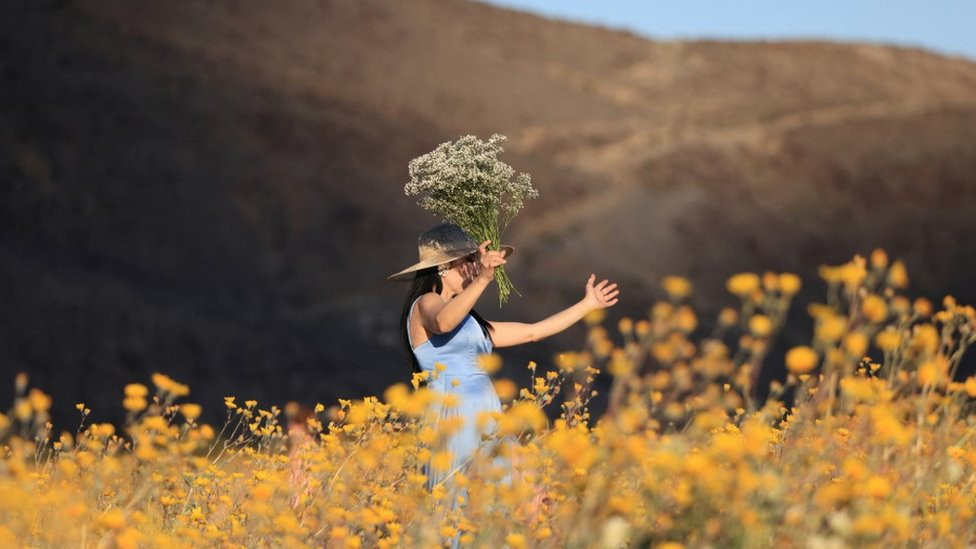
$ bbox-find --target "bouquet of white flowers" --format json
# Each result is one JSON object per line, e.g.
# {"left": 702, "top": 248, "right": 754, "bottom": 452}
{"left": 405, "top": 134, "right": 539, "bottom": 305}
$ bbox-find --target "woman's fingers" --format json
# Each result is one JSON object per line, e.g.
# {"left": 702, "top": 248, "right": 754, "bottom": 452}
{"left": 484, "top": 253, "right": 506, "bottom": 266}
{"left": 588, "top": 275, "right": 619, "bottom": 306}
{"left": 477, "top": 248, "right": 507, "bottom": 274}
{"left": 585, "top": 275, "right": 620, "bottom": 307}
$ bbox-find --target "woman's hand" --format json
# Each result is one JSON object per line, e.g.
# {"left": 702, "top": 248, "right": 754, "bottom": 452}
{"left": 475, "top": 239, "right": 507, "bottom": 283}
{"left": 583, "top": 274, "right": 619, "bottom": 310}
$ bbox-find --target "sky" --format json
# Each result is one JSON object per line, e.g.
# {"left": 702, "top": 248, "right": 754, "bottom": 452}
{"left": 479, "top": 0, "right": 976, "bottom": 61}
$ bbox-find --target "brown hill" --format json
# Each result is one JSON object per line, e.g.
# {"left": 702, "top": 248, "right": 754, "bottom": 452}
{"left": 3, "top": 0, "right": 976, "bottom": 425}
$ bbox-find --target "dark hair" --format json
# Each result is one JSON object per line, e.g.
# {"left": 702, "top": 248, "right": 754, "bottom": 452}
{"left": 400, "top": 270, "right": 494, "bottom": 376}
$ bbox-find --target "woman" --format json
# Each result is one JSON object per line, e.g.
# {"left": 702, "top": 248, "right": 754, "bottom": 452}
{"left": 388, "top": 222, "right": 619, "bottom": 494}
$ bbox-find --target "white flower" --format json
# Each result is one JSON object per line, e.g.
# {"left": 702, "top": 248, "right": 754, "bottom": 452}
{"left": 404, "top": 134, "right": 539, "bottom": 304}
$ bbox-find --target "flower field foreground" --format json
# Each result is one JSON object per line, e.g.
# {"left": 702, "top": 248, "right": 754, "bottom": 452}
{"left": 3, "top": 250, "right": 976, "bottom": 548}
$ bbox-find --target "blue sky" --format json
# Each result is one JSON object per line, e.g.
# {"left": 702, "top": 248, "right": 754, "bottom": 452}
{"left": 479, "top": 1, "right": 976, "bottom": 61}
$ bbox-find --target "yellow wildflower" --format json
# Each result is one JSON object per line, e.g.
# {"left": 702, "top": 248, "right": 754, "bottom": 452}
{"left": 779, "top": 272, "right": 802, "bottom": 296}
{"left": 58, "top": 458, "right": 79, "bottom": 477}
{"left": 635, "top": 319, "right": 651, "bottom": 337}
{"left": 618, "top": 316, "right": 634, "bottom": 334}
{"left": 251, "top": 483, "right": 274, "bottom": 501}
{"left": 816, "top": 314, "right": 847, "bottom": 343}
{"left": 189, "top": 506, "right": 206, "bottom": 522}
{"left": 115, "top": 528, "right": 144, "bottom": 549}
{"left": 180, "top": 403, "right": 202, "bottom": 421}
{"left": 843, "top": 332, "right": 869, "bottom": 358}
{"left": 913, "top": 298, "right": 933, "bottom": 317}
{"left": 498, "top": 402, "right": 546, "bottom": 436}
{"left": 727, "top": 273, "right": 760, "bottom": 296}
{"left": 123, "top": 396, "right": 147, "bottom": 413}
{"left": 493, "top": 379, "right": 517, "bottom": 402}
{"left": 152, "top": 373, "right": 190, "bottom": 396}
{"left": 718, "top": 307, "right": 739, "bottom": 326}
{"left": 608, "top": 349, "right": 635, "bottom": 377}
{"left": 870, "top": 248, "right": 888, "bottom": 269}
{"left": 675, "top": 306, "right": 697, "bottom": 332}
{"left": 807, "top": 303, "right": 833, "bottom": 319}
{"left": 555, "top": 352, "right": 579, "bottom": 372}
{"left": 476, "top": 353, "right": 502, "bottom": 375}
{"left": 98, "top": 509, "right": 127, "bottom": 530}
{"left": 504, "top": 533, "right": 527, "bottom": 548}
{"left": 584, "top": 308, "right": 606, "bottom": 326}
{"left": 910, "top": 324, "right": 940, "bottom": 356}
{"left": 838, "top": 256, "right": 867, "bottom": 290}
{"left": 92, "top": 423, "right": 115, "bottom": 438}
{"left": 861, "top": 294, "right": 888, "bottom": 323}
{"left": 917, "top": 358, "right": 947, "bottom": 387}
{"left": 273, "top": 514, "right": 300, "bottom": 532}
{"left": 875, "top": 329, "right": 902, "bottom": 352}
{"left": 863, "top": 475, "right": 892, "bottom": 499}
{"left": 749, "top": 315, "right": 772, "bottom": 337}
{"left": 124, "top": 383, "right": 148, "bottom": 398}
{"left": 785, "top": 346, "right": 818, "bottom": 374}
{"left": 662, "top": 276, "right": 692, "bottom": 298}
{"left": 887, "top": 260, "right": 909, "bottom": 288}
{"left": 28, "top": 388, "right": 52, "bottom": 412}
{"left": 965, "top": 377, "right": 976, "bottom": 397}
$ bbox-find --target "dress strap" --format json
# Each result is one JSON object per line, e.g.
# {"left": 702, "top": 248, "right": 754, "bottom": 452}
{"left": 406, "top": 296, "right": 423, "bottom": 349}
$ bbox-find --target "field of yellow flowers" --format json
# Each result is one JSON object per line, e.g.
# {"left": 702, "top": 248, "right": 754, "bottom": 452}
{"left": 2, "top": 249, "right": 976, "bottom": 548}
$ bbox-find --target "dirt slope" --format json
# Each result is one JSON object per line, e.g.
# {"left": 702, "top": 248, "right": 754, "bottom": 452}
{"left": 2, "top": 0, "right": 975, "bottom": 425}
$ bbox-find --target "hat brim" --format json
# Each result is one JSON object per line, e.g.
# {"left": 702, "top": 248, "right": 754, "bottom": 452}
{"left": 387, "top": 245, "right": 515, "bottom": 282}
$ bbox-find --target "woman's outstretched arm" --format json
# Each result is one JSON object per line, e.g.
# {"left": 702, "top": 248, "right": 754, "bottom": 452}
{"left": 489, "top": 274, "right": 619, "bottom": 348}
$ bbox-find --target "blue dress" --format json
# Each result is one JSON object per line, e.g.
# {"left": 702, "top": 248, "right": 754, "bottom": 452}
{"left": 407, "top": 296, "right": 514, "bottom": 493}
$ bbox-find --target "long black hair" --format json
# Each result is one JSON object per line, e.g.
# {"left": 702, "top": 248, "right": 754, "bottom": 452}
{"left": 400, "top": 269, "right": 495, "bottom": 375}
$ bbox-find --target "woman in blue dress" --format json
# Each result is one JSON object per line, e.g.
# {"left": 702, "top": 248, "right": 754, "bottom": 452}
{"left": 388, "top": 223, "right": 619, "bottom": 527}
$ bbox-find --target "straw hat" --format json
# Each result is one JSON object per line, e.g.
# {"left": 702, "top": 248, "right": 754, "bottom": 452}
{"left": 387, "top": 222, "right": 514, "bottom": 281}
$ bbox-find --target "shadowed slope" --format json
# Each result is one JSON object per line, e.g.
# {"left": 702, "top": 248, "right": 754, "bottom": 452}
{"left": 2, "top": 0, "right": 975, "bottom": 425}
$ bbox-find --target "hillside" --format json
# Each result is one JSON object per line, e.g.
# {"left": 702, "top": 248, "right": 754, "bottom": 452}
{"left": 2, "top": 0, "right": 976, "bottom": 425}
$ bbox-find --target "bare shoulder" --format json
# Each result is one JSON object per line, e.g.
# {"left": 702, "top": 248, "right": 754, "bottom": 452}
{"left": 414, "top": 292, "right": 446, "bottom": 334}
{"left": 415, "top": 292, "right": 446, "bottom": 316}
